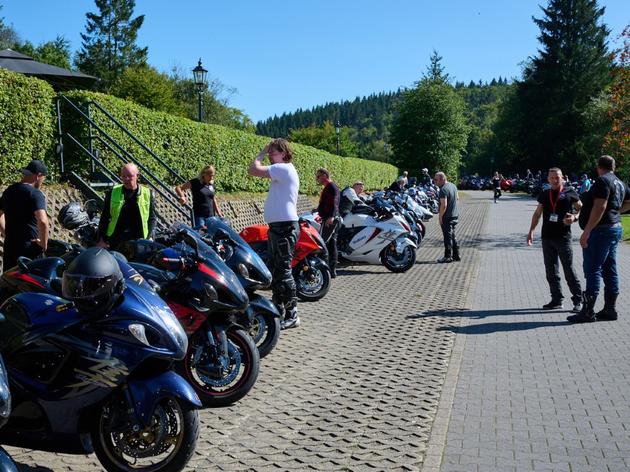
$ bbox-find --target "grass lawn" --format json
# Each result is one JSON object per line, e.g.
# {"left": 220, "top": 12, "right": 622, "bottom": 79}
{"left": 622, "top": 215, "right": 630, "bottom": 241}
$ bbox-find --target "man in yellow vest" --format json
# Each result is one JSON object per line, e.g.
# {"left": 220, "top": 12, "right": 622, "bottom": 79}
{"left": 97, "top": 163, "right": 156, "bottom": 250}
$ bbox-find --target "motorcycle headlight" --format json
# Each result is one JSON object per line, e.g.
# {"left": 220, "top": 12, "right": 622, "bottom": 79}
{"left": 129, "top": 323, "right": 151, "bottom": 346}
{"left": 156, "top": 307, "right": 188, "bottom": 353}
{"left": 237, "top": 263, "right": 250, "bottom": 279}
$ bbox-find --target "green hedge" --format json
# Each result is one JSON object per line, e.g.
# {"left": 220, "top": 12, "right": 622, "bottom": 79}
{"left": 62, "top": 91, "right": 398, "bottom": 194}
{"left": 0, "top": 70, "right": 57, "bottom": 184}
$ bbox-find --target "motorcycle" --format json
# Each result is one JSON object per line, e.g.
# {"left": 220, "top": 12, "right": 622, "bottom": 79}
{"left": 119, "top": 225, "right": 260, "bottom": 407}
{"left": 240, "top": 217, "right": 331, "bottom": 302}
{"left": 333, "top": 197, "right": 417, "bottom": 273}
{"left": 0, "top": 321, "right": 17, "bottom": 472}
{"left": 198, "top": 217, "right": 281, "bottom": 359}
{"left": 0, "top": 258, "right": 201, "bottom": 472}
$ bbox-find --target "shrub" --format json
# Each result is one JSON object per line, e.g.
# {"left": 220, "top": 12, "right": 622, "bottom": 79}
{"left": 62, "top": 91, "right": 398, "bottom": 194}
{"left": 0, "top": 70, "right": 57, "bottom": 183}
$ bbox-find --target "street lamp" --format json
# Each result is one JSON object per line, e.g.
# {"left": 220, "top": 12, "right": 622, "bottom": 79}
{"left": 192, "top": 58, "right": 208, "bottom": 122}
{"left": 335, "top": 121, "right": 341, "bottom": 156}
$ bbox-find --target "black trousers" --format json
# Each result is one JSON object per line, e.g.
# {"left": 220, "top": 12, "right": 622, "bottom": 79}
{"left": 541, "top": 237, "right": 582, "bottom": 303}
{"left": 320, "top": 218, "right": 339, "bottom": 272}
{"left": 2, "top": 240, "right": 43, "bottom": 272}
{"left": 267, "top": 221, "right": 299, "bottom": 314}
{"left": 441, "top": 218, "right": 459, "bottom": 258}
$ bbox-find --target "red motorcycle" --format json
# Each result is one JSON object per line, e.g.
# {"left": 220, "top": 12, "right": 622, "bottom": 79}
{"left": 240, "top": 218, "right": 331, "bottom": 301}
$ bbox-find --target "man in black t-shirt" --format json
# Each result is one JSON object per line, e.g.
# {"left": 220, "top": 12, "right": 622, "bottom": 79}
{"left": 316, "top": 168, "right": 340, "bottom": 277}
{"left": 568, "top": 155, "right": 630, "bottom": 323}
{"left": 527, "top": 167, "right": 583, "bottom": 311}
{"left": 0, "top": 160, "right": 49, "bottom": 271}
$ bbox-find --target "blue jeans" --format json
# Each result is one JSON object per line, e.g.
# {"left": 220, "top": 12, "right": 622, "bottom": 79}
{"left": 582, "top": 224, "right": 623, "bottom": 297}
{"left": 193, "top": 216, "right": 206, "bottom": 228}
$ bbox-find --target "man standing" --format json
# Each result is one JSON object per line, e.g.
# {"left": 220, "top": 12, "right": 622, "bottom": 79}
{"left": 0, "top": 160, "right": 49, "bottom": 271}
{"left": 315, "top": 168, "right": 340, "bottom": 278}
{"left": 527, "top": 167, "right": 583, "bottom": 311}
{"left": 97, "top": 163, "right": 157, "bottom": 250}
{"left": 435, "top": 172, "right": 459, "bottom": 263}
{"left": 568, "top": 155, "right": 630, "bottom": 323}
{"left": 249, "top": 139, "right": 301, "bottom": 329}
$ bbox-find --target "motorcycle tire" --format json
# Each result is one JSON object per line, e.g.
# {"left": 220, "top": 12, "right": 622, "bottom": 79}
{"left": 294, "top": 262, "right": 331, "bottom": 302}
{"left": 381, "top": 243, "right": 416, "bottom": 273}
{"left": 179, "top": 328, "right": 260, "bottom": 407}
{"left": 91, "top": 396, "right": 199, "bottom": 472}
{"left": 249, "top": 310, "right": 281, "bottom": 359}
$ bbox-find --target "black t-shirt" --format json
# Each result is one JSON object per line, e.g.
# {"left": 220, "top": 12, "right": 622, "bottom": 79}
{"left": 317, "top": 182, "right": 340, "bottom": 219}
{"left": 0, "top": 183, "right": 46, "bottom": 248}
{"left": 579, "top": 172, "right": 630, "bottom": 229}
{"left": 492, "top": 178, "right": 500, "bottom": 189}
{"left": 190, "top": 178, "right": 216, "bottom": 218}
{"left": 536, "top": 186, "right": 579, "bottom": 239}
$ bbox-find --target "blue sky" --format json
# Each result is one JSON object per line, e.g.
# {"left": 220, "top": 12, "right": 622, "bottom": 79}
{"left": 1, "top": 1, "right": 628, "bottom": 122}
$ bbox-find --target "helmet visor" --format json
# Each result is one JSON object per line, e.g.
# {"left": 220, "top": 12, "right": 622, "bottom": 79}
{"left": 62, "top": 273, "right": 120, "bottom": 300}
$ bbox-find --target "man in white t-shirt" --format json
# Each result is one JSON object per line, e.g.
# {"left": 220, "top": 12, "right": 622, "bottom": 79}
{"left": 248, "top": 139, "right": 301, "bottom": 329}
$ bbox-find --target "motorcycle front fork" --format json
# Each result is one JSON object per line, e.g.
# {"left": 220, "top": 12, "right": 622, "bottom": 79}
{"left": 192, "top": 324, "right": 230, "bottom": 373}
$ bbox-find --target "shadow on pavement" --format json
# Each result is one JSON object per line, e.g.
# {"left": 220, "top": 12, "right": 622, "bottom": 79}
{"left": 17, "top": 464, "right": 54, "bottom": 472}
{"left": 336, "top": 268, "right": 388, "bottom": 275}
{"left": 436, "top": 320, "right": 569, "bottom": 334}
{"left": 407, "top": 307, "right": 557, "bottom": 320}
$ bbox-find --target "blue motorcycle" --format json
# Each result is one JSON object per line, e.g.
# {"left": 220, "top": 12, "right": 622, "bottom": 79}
{"left": 0, "top": 328, "right": 17, "bottom": 472}
{"left": 0, "top": 255, "right": 202, "bottom": 472}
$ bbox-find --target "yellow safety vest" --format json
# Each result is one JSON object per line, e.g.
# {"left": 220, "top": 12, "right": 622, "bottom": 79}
{"left": 106, "top": 184, "right": 151, "bottom": 238}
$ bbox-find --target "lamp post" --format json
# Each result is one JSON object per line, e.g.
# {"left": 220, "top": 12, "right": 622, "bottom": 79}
{"left": 335, "top": 121, "right": 341, "bottom": 156}
{"left": 192, "top": 58, "right": 208, "bottom": 122}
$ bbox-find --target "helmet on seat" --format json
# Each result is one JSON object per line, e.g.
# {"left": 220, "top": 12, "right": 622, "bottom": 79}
{"left": 58, "top": 202, "right": 90, "bottom": 230}
{"left": 62, "top": 247, "right": 125, "bottom": 316}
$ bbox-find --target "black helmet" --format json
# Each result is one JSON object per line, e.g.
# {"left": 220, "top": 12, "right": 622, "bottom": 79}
{"left": 58, "top": 202, "right": 89, "bottom": 230}
{"left": 62, "top": 247, "right": 125, "bottom": 316}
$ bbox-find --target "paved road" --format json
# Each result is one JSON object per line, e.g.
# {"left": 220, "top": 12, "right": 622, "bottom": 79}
{"left": 6, "top": 193, "right": 488, "bottom": 471}
{"left": 424, "top": 192, "right": 630, "bottom": 472}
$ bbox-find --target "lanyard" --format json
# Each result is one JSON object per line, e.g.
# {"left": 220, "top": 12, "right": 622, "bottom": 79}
{"left": 549, "top": 185, "right": 563, "bottom": 213}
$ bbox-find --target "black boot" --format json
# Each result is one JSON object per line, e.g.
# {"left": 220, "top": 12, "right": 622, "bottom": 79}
{"left": 596, "top": 292, "right": 618, "bottom": 321}
{"left": 452, "top": 247, "right": 460, "bottom": 262}
{"left": 567, "top": 292, "right": 597, "bottom": 323}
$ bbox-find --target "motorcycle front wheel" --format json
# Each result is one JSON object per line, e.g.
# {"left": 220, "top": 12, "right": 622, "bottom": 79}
{"left": 248, "top": 310, "right": 281, "bottom": 359}
{"left": 179, "top": 328, "right": 260, "bottom": 407}
{"left": 91, "top": 396, "right": 199, "bottom": 472}
{"left": 294, "top": 260, "right": 331, "bottom": 302}
{"left": 382, "top": 243, "right": 416, "bottom": 273}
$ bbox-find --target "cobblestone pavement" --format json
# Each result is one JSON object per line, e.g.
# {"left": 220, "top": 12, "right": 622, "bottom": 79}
{"left": 6, "top": 194, "right": 489, "bottom": 471}
{"left": 424, "top": 192, "right": 630, "bottom": 472}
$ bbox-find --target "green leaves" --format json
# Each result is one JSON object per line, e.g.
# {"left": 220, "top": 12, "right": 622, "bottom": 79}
{"left": 63, "top": 91, "right": 398, "bottom": 194}
{"left": 0, "top": 70, "right": 56, "bottom": 184}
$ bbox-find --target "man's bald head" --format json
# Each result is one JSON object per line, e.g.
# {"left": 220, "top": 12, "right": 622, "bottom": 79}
{"left": 121, "top": 163, "right": 139, "bottom": 190}
{"left": 434, "top": 172, "right": 447, "bottom": 187}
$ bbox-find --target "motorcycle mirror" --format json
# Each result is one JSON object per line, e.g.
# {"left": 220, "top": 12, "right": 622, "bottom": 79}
{"left": 17, "top": 257, "right": 31, "bottom": 273}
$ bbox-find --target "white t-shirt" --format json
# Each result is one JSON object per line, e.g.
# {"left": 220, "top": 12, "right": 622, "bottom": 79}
{"left": 264, "top": 163, "right": 299, "bottom": 223}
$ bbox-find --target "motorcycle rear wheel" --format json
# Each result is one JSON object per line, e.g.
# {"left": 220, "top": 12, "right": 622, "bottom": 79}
{"left": 91, "top": 396, "right": 199, "bottom": 472}
{"left": 382, "top": 243, "right": 416, "bottom": 273}
{"left": 294, "top": 261, "right": 331, "bottom": 302}
{"left": 179, "top": 328, "right": 260, "bottom": 407}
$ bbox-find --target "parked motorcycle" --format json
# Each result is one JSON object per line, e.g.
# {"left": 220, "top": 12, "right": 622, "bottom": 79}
{"left": 335, "top": 197, "right": 417, "bottom": 272}
{"left": 0, "top": 250, "right": 201, "bottom": 472}
{"left": 240, "top": 217, "right": 331, "bottom": 302}
{"left": 0, "top": 324, "right": 18, "bottom": 472}
{"left": 119, "top": 225, "right": 261, "bottom": 407}
{"left": 198, "top": 217, "right": 281, "bottom": 358}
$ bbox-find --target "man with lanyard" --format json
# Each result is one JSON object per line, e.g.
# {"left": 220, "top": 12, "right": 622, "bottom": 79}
{"left": 527, "top": 167, "right": 583, "bottom": 311}
{"left": 315, "top": 168, "right": 340, "bottom": 278}
{"left": 97, "top": 163, "right": 157, "bottom": 250}
{"left": 248, "top": 139, "right": 301, "bottom": 329}
{"left": 568, "top": 155, "right": 630, "bottom": 323}
{"left": 0, "top": 160, "right": 49, "bottom": 271}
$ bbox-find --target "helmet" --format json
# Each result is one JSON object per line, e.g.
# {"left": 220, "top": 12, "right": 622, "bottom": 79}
{"left": 62, "top": 247, "right": 125, "bottom": 316}
{"left": 58, "top": 202, "right": 90, "bottom": 230}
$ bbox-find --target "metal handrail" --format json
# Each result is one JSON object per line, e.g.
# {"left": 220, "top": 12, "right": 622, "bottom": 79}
{"left": 57, "top": 95, "right": 193, "bottom": 223}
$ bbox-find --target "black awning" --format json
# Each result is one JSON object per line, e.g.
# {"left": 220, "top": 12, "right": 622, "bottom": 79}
{"left": 0, "top": 49, "right": 98, "bottom": 91}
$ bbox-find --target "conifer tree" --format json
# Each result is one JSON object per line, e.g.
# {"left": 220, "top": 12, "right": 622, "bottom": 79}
{"left": 75, "top": 0, "right": 148, "bottom": 89}
{"left": 516, "top": 0, "right": 612, "bottom": 171}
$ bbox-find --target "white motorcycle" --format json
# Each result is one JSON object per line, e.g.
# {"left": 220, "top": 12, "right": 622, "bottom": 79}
{"left": 302, "top": 198, "right": 417, "bottom": 273}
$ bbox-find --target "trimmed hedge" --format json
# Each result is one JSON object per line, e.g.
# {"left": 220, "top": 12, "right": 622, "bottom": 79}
{"left": 0, "top": 70, "right": 57, "bottom": 184}
{"left": 62, "top": 91, "right": 398, "bottom": 194}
